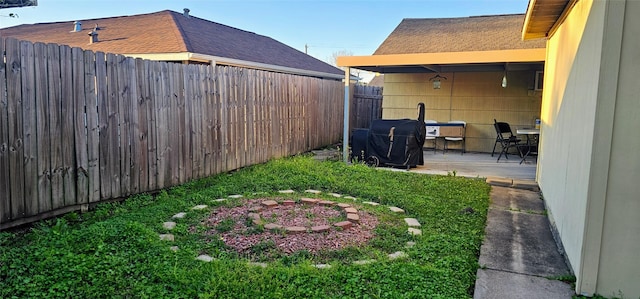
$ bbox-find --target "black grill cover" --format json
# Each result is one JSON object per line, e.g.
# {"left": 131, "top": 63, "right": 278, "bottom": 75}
{"left": 367, "top": 119, "right": 426, "bottom": 167}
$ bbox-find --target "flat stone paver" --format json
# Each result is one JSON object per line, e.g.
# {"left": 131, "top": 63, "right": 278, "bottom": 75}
{"left": 334, "top": 221, "right": 353, "bottom": 230}
{"left": 248, "top": 206, "right": 263, "bottom": 213}
{"left": 159, "top": 234, "right": 175, "bottom": 241}
{"left": 285, "top": 226, "right": 307, "bottom": 234}
{"left": 362, "top": 201, "right": 380, "bottom": 206}
{"left": 261, "top": 200, "right": 278, "bottom": 208}
{"left": 264, "top": 223, "right": 282, "bottom": 230}
{"left": 406, "top": 241, "right": 416, "bottom": 247}
{"left": 305, "top": 189, "right": 322, "bottom": 194}
{"left": 301, "top": 198, "right": 320, "bottom": 205}
{"left": 389, "top": 207, "right": 405, "bottom": 213}
{"left": 329, "top": 193, "right": 342, "bottom": 198}
{"left": 278, "top": 189, "right": 295, "bottom": 194}
{"left": 172, "top": 212, "right": 187, "bottom": 219}
{"left": 214, "top": 198, "right": 227, "bottom": 202}
{"left": 314, "top": 264, "right": 331, "bottom": 269}
{"left": 196, "top": 255, "right": 214, "bottom": 262}
{"left": 404, "top": 218, "right": 421, "bottom": 227}
{"left": 283, "top": 200, "right": 295, "bottom": 206}
{"left": 388, "top": 251, "right": 408, "bottom": 260}
{"left": 169, "top": 246, "right": 179, "bottom": 252}
{"left": 311, "top": 225, "right": 330, "bottom": 232}
{"left": 408, "top": 228, "right": 422, "bottom": 236}
{"left": 319, "top": 200, "right": 335, "bottom": 206}
{"left": 344, "top": 196, "right": 357, "bottom": 200}
{"left": 228, "top": 194, "right": 243, "bottom": 199}
{"left": 344, "top": 207, "right": 358, "bottom": 214}
{"left": 163, "top": 222, "right": 176, "bottom": 230}
{"left": 346, "top": 213, "right": 360, "bottom": 223}
{"left": 353, "top": 259, "right": 376, "bottom": 265}
{"left": 192, "top": 205, "right": 208, "bottom": 210}
{"left": 337, "top": 203, "right": 351, "bottom": 208}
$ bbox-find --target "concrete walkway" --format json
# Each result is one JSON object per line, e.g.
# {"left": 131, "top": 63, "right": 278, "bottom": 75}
{"left": 473, "top": 182, "right": 575, "bottom": 299}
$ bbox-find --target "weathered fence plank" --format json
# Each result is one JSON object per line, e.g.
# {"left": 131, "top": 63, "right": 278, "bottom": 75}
{"left": 72, "top": 47, "right": 89, "bottom": 206}
{"left": 60, "top": 45, "right": 77, "bottom": 206}
{"left": 95, "top": 51, "right": 110, "bottom": 200}
{"left": 19, "top": 40, "right": 39, "bottom": 217}
{"left": 106, "top": 53, "right": 121, "bottom": 198}
{"left": 135, "top": 58, "right": 150, "bottom": 192}
{"left": 0, "top": 38, "right": 11, "bottom": 223}
{"left": 116, "top": 55, "right": 131, "bottom": 196}
{"left": 6, "top": 38, "right": 25, "bottom": 220}
{"left": 83, "top": 50, "right": 100, "bottom": 203}
{"left": 46, "top": 43, "right": 64, "bottom": 210}
{"left": 34, "top": 42, "right": 52, "bottom": 213}
{"left": 127, "top": 57, "right": 140, "bottom": 195}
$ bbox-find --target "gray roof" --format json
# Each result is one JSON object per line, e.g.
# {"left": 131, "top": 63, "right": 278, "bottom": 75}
{"left": 374, "top": 14, "right": 546, "bottom": 55}
{"left": 0, "top": 10, "right": 343, "bottom": 76}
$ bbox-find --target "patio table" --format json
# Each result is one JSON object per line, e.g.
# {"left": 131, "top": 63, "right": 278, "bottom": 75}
{"left": 516, "top": 128, "right": 540, "bottom": 164}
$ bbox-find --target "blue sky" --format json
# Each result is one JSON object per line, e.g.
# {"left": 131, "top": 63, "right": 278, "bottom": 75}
{"left": 0, "top": 0, "right": 530, "bottom": 65}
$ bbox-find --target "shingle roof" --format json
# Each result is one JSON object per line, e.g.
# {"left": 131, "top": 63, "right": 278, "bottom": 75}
{"left": 374, "top": 14, "right": 546, "bottom": 55}
{"left": 0, "top": 10, "right": 342, "bottom": 76}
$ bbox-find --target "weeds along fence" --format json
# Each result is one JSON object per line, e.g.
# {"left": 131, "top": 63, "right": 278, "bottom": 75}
{"left": 350, "top": 84, "right": 382, "bottom": 130}
{"left": 0, "top": 38, "right": 344, "bottom": 229}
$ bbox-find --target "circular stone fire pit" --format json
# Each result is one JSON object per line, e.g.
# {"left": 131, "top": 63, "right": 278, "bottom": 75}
{"left": 202, "top": 198, "right": 379, "bottom": 254}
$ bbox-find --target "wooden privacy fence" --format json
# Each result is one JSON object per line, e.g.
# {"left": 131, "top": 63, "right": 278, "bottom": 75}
{"left": 0, "top": 37, "right": 344, "bottom": 229}
{"left": 350, "top": 84, "right": 382, "bottom": 130}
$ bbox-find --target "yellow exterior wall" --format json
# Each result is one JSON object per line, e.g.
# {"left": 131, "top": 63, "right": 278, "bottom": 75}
{"left": 539, "top": 0, "right": 640, "bottom": 297}
{"left": 382, "top": 71, "right": 542, "bottom": 152}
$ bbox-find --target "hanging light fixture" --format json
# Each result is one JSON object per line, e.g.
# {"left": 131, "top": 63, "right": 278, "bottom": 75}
{"left": 501, "top": 72, "right": 507, "bottom": 88}
{"left": 429, "top": 74, "right": 447, "bottom": 89}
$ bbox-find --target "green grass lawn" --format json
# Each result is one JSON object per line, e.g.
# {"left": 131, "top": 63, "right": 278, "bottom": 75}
{"left": 0, "top": 155, "right": 491, "bottom": 298}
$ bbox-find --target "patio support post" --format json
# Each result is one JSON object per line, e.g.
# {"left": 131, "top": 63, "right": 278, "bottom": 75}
{"left": 342, "top": 67, "right": 350, "bottom": 163}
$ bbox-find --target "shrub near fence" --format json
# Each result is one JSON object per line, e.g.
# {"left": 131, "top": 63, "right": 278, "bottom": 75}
{"left": 0, "top": 37, "right": 344, "bottom": 229}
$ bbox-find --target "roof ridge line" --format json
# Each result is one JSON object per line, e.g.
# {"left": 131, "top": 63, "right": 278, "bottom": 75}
{"left": 167, "top": 11, "right": 191, "bottom": 52}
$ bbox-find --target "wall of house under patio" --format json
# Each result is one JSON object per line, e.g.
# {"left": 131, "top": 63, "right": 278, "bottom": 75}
{"left": 381, "top": 71, "right": 542, "bottom": 152}
{"left": 538, "top": 0, "right": 640, "bottom": 297}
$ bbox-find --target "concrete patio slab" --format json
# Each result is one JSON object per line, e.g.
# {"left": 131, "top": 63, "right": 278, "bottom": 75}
{"left": 474, "top": 269, "right": 575, "bottom": 299}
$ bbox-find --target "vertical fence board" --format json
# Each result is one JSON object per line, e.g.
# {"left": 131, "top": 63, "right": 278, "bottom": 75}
{"left": 183, "top": 66, "right": 195, "bottom": 180}
{"left": 95, "top": 52, "right": 110, "bottom": 200}
{"left": 82, "top": 50, "right": 100, "bottom": 203}
{"left": 6, "top": 38, "right": 25, "bottom": 220}
{"left": 213, "top": 67, "right": 223, "bottom": 175}
{"left": 156, "top": 62, "right": 169, "bottom": 189}
{"left": 127, "top": 57, "right": 140, "bottom": 194}
{"left": 34, "top": 43, "right": 52, "bottom": 213}
{"left": 145, "top": 60, "right": 158, "bottom": 191}
{"left": 19, "top": 41, "right": 38, "bottom": 217}
{"left": 116, "top": 55, "right": 131, "bottom": 196}
{"left": 105, "top": 53, "right": 121, "bottom": 197}
{"left": 201, "top": 65, "right": 213, "bottom": 176}
{"left": 0, "top": 38, "right": 11, "bottom": 223}
{"left": 59, "top": 45, "right": 77, "bottom": 206}
{"left": 46, "top": 43, "right": 64, "bottom": 210}
{"left": 71, "top": 47, "right": 89, "bottom": 205}
{"left": 169, "top": 63, "right": 181, "bottom": 185}
{"left": 135, "top": 59, "right": 150, "bottom": 192}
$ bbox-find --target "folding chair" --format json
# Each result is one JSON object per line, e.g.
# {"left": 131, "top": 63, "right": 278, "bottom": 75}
{"left": 492, "top": 119, "right": 521, "bottom": 162}
{"left": 424, "top": 120, "right": 438, "bottom": 153}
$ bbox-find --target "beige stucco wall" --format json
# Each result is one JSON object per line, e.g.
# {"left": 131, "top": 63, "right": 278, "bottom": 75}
{"left": 382, "top": 71, "right": 541, "bottom": 153}
{"left": 539, "top": 0, "right": 640, "bottom": 297}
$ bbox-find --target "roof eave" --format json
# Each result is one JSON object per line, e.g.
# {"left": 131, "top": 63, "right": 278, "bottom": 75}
{"left": 337, "top": 49, "right": 546, "bottom": 68}
{"left": 522, "top": 0, "right": 575, "bottom": 40}
{"left": 124, "top": 52, "right": 344, "bottom": 80}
